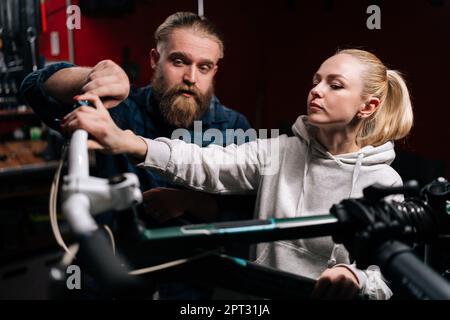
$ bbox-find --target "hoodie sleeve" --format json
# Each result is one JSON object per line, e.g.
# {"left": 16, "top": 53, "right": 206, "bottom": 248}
{"left": 333, "top": 263, "right": 393, "bottom": 300}
{"left": 331, "top": 170, "right": 404, "bottom": 299}
{"left": 137, "top": 136, "right": 283, "bottom": 194}
{"left": 385, "top": 176, "right": 405, "bottom": 203}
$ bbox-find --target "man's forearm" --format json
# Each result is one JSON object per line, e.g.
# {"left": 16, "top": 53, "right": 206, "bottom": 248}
{"left": 184, "top": 190, "right": 219, "bottom": 221}
{"left": 43, "top": 67, "right": 91, "bottom": 105}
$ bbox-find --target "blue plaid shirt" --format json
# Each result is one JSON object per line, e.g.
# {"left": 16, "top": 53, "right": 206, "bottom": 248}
{"left": 20, "top": 62, "right": 252, "bottom": 192}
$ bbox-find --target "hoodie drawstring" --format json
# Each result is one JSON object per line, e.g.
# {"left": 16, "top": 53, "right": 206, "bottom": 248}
{"left": 328, "top": 152, "right": 364, "bottom": 268}
{"left": 327, "top": 244, "right": 340, "bottom": 268}
{"left": 297, "top": 143, "right": 311, "bottom": 215}
{"left": 349, "top": 152, "right": 364, "bottom": 198}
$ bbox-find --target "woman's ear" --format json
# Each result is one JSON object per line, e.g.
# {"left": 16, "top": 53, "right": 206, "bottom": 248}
{"left": 358, "top": 97, "right": 380, "bottom": 118}
{"left": 150, "top": 49, "right": 160, "bottom": 69}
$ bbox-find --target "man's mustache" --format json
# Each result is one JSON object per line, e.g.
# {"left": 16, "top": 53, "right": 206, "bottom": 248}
{"left": 172, "top": 85, "right": 201, "bottom": 97}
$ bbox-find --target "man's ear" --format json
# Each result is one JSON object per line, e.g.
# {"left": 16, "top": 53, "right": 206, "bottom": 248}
{"left": 359, "top": 97, "right": 380, "bottom": 118}
{"left": 150, "top": 49, "right": 160, "bottom": 69}
{"left": 213, "top": 64, "right": 218, "bottom": 76}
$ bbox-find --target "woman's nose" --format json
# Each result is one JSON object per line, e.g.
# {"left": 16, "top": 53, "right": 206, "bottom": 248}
{"left": 310, "top": 85, "right": 323, "bottom": 98}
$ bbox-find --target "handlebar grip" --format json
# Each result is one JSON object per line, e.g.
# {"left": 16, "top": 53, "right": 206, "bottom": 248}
{"left": 77, "top": 229, "right": 141, "bottom": 295}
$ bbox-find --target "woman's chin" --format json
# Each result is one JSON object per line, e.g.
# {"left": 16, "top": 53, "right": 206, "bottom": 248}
{"left": 307, "top": 114, "right": 327, "bottom": 125}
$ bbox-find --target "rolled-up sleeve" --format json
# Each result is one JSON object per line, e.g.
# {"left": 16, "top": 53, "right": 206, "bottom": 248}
{"left": 19, "top": 62, "right": 75, "bottom": 131}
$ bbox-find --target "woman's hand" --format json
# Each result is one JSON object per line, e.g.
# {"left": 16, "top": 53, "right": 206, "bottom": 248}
{"left": 311, "top": 266, "right": 360, "bottom": 300}
{"left": 62, "top": 93, "right": 147, "bottom": 157}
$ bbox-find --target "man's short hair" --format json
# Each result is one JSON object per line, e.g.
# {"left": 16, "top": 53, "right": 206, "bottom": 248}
{"left": 155, "top": 12, "right": 224, "bottom": 58}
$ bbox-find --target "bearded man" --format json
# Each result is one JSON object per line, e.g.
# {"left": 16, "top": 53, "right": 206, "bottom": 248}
{"left": 20, "top": 12, "right": 254, "bottom": 299}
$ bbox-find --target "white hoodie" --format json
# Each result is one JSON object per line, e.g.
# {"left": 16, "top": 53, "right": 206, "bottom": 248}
{"left": 138, "top": 115, "right": 403, "bottom": 299}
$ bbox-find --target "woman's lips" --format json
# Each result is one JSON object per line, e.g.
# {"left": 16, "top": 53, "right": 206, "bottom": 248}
{"left": 308, "top": 101, "right": 324, "bottom": 111}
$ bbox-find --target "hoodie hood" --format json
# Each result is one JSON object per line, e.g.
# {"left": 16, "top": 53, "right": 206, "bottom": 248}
{"left": 287, "top": 115, "right": 399, "bottom": 286}
{"left": 291, "top": 114, "right": 397, "bottom": 205}
{"left": 291, "top": 115, "right": 396, "bottom": 167}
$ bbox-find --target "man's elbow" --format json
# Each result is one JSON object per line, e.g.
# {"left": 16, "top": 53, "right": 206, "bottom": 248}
{"left": 19, "top": 71, "right": 38, "bottom": 102}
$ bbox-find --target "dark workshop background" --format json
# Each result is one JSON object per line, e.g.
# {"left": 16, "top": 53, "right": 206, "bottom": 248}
{"left": 0, "top": 0, "right": 448, "bottom": 299}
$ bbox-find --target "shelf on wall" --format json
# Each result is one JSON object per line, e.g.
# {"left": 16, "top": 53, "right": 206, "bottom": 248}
{"left": 0, "top": 107, "right": 38, "bottom": 121}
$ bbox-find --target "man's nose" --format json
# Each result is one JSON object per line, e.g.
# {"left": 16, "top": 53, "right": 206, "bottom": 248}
{"left": 183, "top": 66, "right": 197, "bottom": 86}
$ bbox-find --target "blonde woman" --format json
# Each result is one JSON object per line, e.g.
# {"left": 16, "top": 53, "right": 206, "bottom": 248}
{"left": 63, "top": 49, "right": 413, "bottom": 299}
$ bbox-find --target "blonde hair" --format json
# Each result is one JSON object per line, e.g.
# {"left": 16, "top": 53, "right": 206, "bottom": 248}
{"left": 336, "top": 49, "right": 413, "bottom": 147}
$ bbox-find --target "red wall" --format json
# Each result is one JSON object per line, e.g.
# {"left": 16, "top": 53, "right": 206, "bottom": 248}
{"left": 39, "top": 0, "right": 450, "bottom": 177}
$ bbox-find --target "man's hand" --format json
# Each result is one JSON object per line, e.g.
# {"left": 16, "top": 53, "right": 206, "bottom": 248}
{"left": 62, "top": 93, "right": 147, "bottom": 158}
{"left": 143, "top": 188, "right": 220, "bottom": 223}
{"left": 143, "top": 188, "right": 191, "bottom": 223}
{"left": 43, "top": 60, "right": 130, "bottom": 108}
{"left": 311, "top": 266, "right": 360, "bottom": 300}
{"left": 82, "top": 60, "right": 130, "bottom": 108}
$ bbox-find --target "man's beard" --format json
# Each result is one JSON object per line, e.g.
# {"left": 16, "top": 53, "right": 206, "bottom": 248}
{"left": 151, "top": 67, "right": 214, "bottom": 128}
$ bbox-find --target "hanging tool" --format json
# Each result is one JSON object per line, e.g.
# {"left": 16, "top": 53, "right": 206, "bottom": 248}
{"left": 27, "top": 27, "right": 38, "bottom": 71}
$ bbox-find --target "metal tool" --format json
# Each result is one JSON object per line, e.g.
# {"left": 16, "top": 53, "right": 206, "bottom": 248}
{"left": 27, "top": 27, "right": 38, "bottom": 71}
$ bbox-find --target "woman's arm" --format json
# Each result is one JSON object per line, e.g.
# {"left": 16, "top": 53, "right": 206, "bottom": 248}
{"left": 136, "top": 136, "right": 267, "bottom": 194}
{"left": 63, "top": 94, "right": 280, "bottom": 194}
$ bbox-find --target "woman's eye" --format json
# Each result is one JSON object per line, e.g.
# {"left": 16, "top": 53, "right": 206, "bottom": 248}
{"left": 330, "top": 84, "right": 343, "bottom": 90}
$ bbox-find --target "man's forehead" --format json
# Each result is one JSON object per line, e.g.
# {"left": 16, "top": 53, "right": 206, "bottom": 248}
{"left": 163, "top": 28, "right": 221, "bottom": 63}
